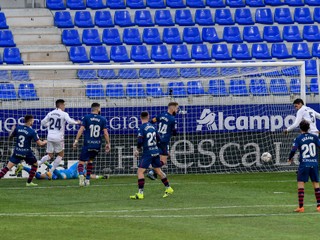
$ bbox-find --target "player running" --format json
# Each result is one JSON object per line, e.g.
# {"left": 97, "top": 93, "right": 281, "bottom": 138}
{"left": 288, "top": 120, "right": 320, "bottom": 213}
{"left": 0, "top": 115, "right": 47, "bottom": 186}
{"left": 130, "top": 111, "right": 173, "bottom": 200}
{"left": 73, "top": 102, "right": 111, "bottom": 187}
{"left": 147, "top": 102, "right": 179, "bottom": 180}
{"left": 38, "top": 99, "right": 80, "bottom": 176}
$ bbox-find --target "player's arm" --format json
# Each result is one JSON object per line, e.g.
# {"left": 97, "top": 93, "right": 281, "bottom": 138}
{"left": 40, "top": 113, "right": 50, "bottom": 127}
{"left": 288, "top": 140, "right": 298, "bottom": 163}
{"left": 103, "top": 128, "right": 111, "bottom": 153}
{"left": 73, "top": 126, "right": 85, "bottom": 148}
{"left": 34, "top": 133, "right": 47, "bottom": 146}
{"left": 65, "top": 112, "right": 81, "bottom": 125}
{"left": 172, "top": 120, "right": 178, "bottom": 136}
{"left": 134, "top": 128, "right": 144, "bottom": 157}
{"left": 8, "top": 125, "right": 16, "bottom": 140}
{"left": 313, "top": 109, "right": 320, "bottom": 120}
{"left": 285, "top": 109, "right": 303, "bottom": 134}
{"left": 150, "top": 114, "right": 159, "bottom": 124}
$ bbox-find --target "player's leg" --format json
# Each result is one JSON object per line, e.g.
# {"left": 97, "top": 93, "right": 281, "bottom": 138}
{"left": 0, "top": 161, "right": 16, "bottom": 179}
{"left": 310, "top": 166, "right": 320, "bottom": 211}
{"left": 25, "top": 156, "right": 39, "bottom": 186}
{"left": 153, "top": 156, "right": 173, "bottom": 198}
{"left": 22, "top": 165, "right": 43, "bottom": 179}
{"left": 295, "top": 167, "right": 307, "bottom": 212}
{"left": 130, "top": 155, "right": 150, "bottom": 199}
{"left": 49, "top": 142, "right": 65, "bottom": 174}
{"left": 85, "top": 159, "right": 94, "bottom": 186}
{"left": 78, "top": 160, "right": 86, "bottom": 187}
{"left": 38, "top": 142, "right": 54, "bottom": 166}
{"left": 147, "top": 144, "right": 169, "bottom": 180}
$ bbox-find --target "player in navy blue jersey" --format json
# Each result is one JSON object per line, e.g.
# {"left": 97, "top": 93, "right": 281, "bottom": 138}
{"left": 288, "top": 120, "right": 320, "bottom": 213}
{"left": 73, "top": 103, "right": 111, "bottom": 187}
{"left": 0, "top": 115, "right": 47, "bottom": 186}
{"left": 130, "top": 111, "right": 174, "bottom": 200}
{"left": 147, "top": 102, "right": 179, "bottom": 180}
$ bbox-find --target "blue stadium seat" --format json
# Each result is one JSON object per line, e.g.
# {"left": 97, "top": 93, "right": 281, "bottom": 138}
{"left": 171, "top": 44, "right": 191, "bottom": 61}
{"left": 106, "top": 0, "right": 125, "bottom": 9}
{"left": 187, "top": 0, "right": 205, "bottom": 8}
{"left": 292, "top": 42, "right": 311, "bottom": 59}
{"left": 252, "top": 43, "right": 271, "bottom": 59}
{"left": 0, "top": 54, "right": 2, "bottom": 65}
{"left": 62, "top": 29, "right": 81, "bottom": 46}
{"left": 232, "top": 44, "right": 251, "bottom": 60}
{"left": 270, "top": 79, "right": 289, "bottom": 95}
{"left": 290, "top": 78, "right": 302, "bottom": 94}
{"left": 167, "top": 82, "right": 187, "bottom": 97}
{"left": 226, "top": 0, "right": 246, "bottom": 7}
{"left": 195, "top": 9, "right": 214, "bottom": 25}
{"left": 191, "top": 44, "right": 211, "bottom": 60}
{"left": 265, "top": 0, "right": 283, "bottom": 5}
{"left": 139, "top": 64, "right": 159, "bottom": 78}
{"left": 183, "top": 27, "right": 202, "bottom": 43}
{"left": 147, "top": 0, "right": 166, "bottom": 8}
{"left": 46, "top": 0, "right": 66, "bottom": 10}
{"left": 102, "top": 28, "right": 121, "bottom": 45}
{"left": 0, "top": 13, "right": 8, "bottom": 29}
{"left": 127, "top": 0, "right": 146, "bottom": 8}
{"left": 230, "top": 79, "right": 249, "bottom": 96}
{"left": 200, "top": 64, "right": 219, "bottom": 77}
{"left": 77, "top": 69, "right": 98, "bottom": 80}
{"left": 98, "top": 68, "right": 117, "bottom": 79}
{"left": 221, "top": 63, "right": 239, "bottom": 76}
{"left": 54, "top": 12, "right": 73, "bottom": 28}
{"left": 151, "top": 45, "right": 170, "bottom": 61}
{"left": 310, "top": 78, "right": 319, "bottom": 94}
{"left": 271, "top": 43, "right": 291, "bottom": 59}
{"left": 131, "top": 45, "right": 150, "bottom": 62}
{"left": 0, "top": 83, "right": 18, "bottom": 100}
{"left": 0, "top": 30, "right": 15, "bottom": 47}
{"left": 0, "top": 70, "right": 9, "bottom": 81}
{"left": 11, "top": 70, "right": 30, "bottom": 81}
{"left": 305, "top": 0, "right": 320, "bottom": 6}
{"left": 294, "top": 8, "right": 313, "bottom": 23}
{"left": 135, "top": 10, "right": 154, "bottom": 26}
{"left": 180, "top": 64, "right": 199, "bottom": 78}
{"left": 75, "top": 11, "right": 94, "bottom": 28}
{"left": 86, "top": 83, "right": 104, "bottom": 99}
{"left": 206, "top": 0, "right": 226, "bottom": 7}
{"left": 246, "top": 0, "right": 265, "bottom": 7}
{"left": 87, "top": 0, "right": 105, "bottom": 9}
{"left": 263, "top": 26, "right": 282, "bottom": 42}
{"left": 187, "top": 81, "right": 205, "bottom": 95}
{"left": 110, "top": 46, "right": 130, "bottom": 62}
{"left": 223, "top": 26, "right": 242, "bottom": 43}
{"left": 249, "top": 79, "right": 269, "bottom": 96}
{"left": 208, "top": 79, "right": 228, "bottom": 96}
{"left": 167, "top": 0, "right": 186, "bottom": 8}
{"left": 240, "top": 63, "right": 261, "bottom": 77}
{"left": 212, "top": 44, "right": 231, "bottom": 60}
{"left": 283, "top": 26, "right": 302, "bottom": 42}
{"left": 175, "top": 9, "right": 194, "bottom": 26}
{"left": 155, "top": 10, "right": 174, "bottom": 26}
{"left": 160, "top": 63, "right": 179, "bottom": 78}
{"left": 305, "top": 59, "right": 317, "bottom": 76}
{"left": 243, "top": 26, "right": 262, "bottom": 42}
{"left": 235, "top": 8, "right": 254, "bottom": 25}
{"left": 255, "top": 8, "right": 273, "bottom": 24}
{"left": 285, "top": 0, "right": 304, "bottom": 6}
{"left": 143, "top": 28, "right": 162, "bottom": 44}
{"left": 163, "top": 27, "right": 182, "bottom": 44}
{"left": 106, "top": 83, "right": 125, "bottom": 98}
{"left": 66, "top": 0, "right": 85, "bottom": 9}
{"left": 114, "top": 11, "right": 134, "bottom": 27}
{"left": 123, "top": 28, "right": 142, "bottom": 45}
{"left": 90, "top": 46, "right": 109, "bottom": 63}
{"left": 82, "top": 29, "right": 102, "bottom": 45}
{"left": 95, "top": 11, "right": 114, "bottom": 27}
{"left": 274, "top": 8, "right": 294, "bottom": 24}
{"left": 312, "top": 42, "right": 320, "bottom": 57}
{"left": 3, "top": 48, "right": 23, "bottom": 64}
{"left": 315, "top": 8, "right": 320, "bottom": 22}
{"left": 202, "top": 27, "right": 220, "bottom": 43}
{"left": 303, "top": 25, "right": 320, "bottom": 41}
{"left": 146, "top": 83, "right": 165, "bottom": 97}
{"left": 282, "top": 63, "right": 300, "bottom": 76}
{"left": 215, "top": 9, "right": 234, "bottom": 25}
{"left": 69, "top": 46, "right": 89, "bottom": 63}
{"left": 126, "top": 83, "right": 146, "bottom": 97}
{"left": 119, "top": 68, "right": 139, "bottom": 79}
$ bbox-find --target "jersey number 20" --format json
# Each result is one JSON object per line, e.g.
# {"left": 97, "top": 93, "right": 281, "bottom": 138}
{"left": 301, "top": 143, "right": 317, "bottom": 158}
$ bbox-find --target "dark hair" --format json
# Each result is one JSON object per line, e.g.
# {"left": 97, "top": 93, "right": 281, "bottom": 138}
{"left": 140, "top": 111, "right": 149, "bottom": 119}
{"left": 56, "top": 99, "right": 65, "bottom": 108}
{"left": 168, "top": 102, "right": 179, "bottom": 107}
{"left": 24, "top": 114, "right": 34, "bottom": 123}
{"left": 300, "top": 120, "right": 310, "bottom": 132}
{"left": 91, "top": 102, "right": 100, "bottom": 109}
{"left": 293, "top": 98, "right": 304, "bottom": 105}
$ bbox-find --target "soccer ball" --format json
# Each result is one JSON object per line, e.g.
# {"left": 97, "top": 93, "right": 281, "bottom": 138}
{"left": 261, "top": 152, "right": 272, "bottom": 162}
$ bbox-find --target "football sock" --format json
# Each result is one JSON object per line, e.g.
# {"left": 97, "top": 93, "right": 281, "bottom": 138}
{"left": 50, "top": 156, "right": 62, "bottom": 173}
{"left": 161, "top": 177, "right": 170, "bottom": 188}
{"left": 86, "top": 162, "right": 93, "bottom": 180}
{"left": 78, "top": 163, "right": 84, "bottom": 175}
{"left": 38, "top": 155, "right": 51, "bottom": 166}
{"left": 314, "top": 188, "right": 320, "bottom": 207}
{"left": 298, "top": 188, "right": 304, "bottom": 208}
{"left": 0, "top": 167, "right": 9, "bottom": 179}
{"left": 138, "top": 178, "right": 145, "bottom": 194}
{"left": 27, "top": 165, "right": 37, "bottom": 183}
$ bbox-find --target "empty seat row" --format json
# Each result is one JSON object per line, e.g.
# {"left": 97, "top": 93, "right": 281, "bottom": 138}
{"left": 0, "top": 48, "right": 24, "bottom": 64}
{"left": 0, "top": 70, "right": 30, "bottom": 81}
{"left": 0, "top": 83, "right": 38, "bottom": 101}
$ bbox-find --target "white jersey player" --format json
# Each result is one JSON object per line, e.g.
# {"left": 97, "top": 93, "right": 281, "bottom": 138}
{"left": 285, "top": 98, "right": 320, "bottom": 136}
{"left": 38, "top": 99, "right": 80, "bottom": 176}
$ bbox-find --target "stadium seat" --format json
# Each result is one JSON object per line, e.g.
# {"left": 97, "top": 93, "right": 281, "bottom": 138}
{"left": 181, "top": 66, "right": 199, "bottom": 78}
{"left": 11, "top": 70, "right": 30, "bottom": 81}
{"left": 235, "top": 8, "right": 254, "bottom": 25}
{"left": 290, "top": 78, "right": 302, "bottom": 94}
{"left": 147, "top": 0, "right": 166, "bottom": 8}
{"left": 226, "top": 0, "right": 246, "bottom": 7}
{"left": 271, "top": 43, "right": 291, "bottom": 59}
{"left": 305, "top": 0, "right": 320, "bottom": 6}
{"left": 95, "top": 11, "right": 114, "bottom": 27}
{"left": 87, "top": 0, "right": 105, "bottom": 9}
{"left": 143, "top": 28, "right": 162, "bottom": 44}
{"left": 246, "top": 0, "right": 265, "bottom": 7}
{"left": 151, "top": 45, "right": 171, "bottom": 61}
{"left": 252, "top": 43, "right": 271, "bottom": 59}
{"left": 163, "top": 27, "right": 182, "bottom": 44}
{"left": 183, "top": 27, "right": 202, "bottom": 43}
{"left": 171, "top": 44, "right": 191, "bottom": 61}
{"left": 283, "top": 26, "right": 302, "bottom": 42}
{"left": 305, "top": 59, "right": 317, "bottom": 76}
{"left": 77, "top": 69, "right": 98, "bottom": 80}
{"left": 282, "top": 64, "right": 300, "bottom": 76}
{"left": 54, "top": 12, "right": 73, "bottom": 28}
{"left": 110, "top": 46, "right": 130, "bottom": 62}
{"left": 0, "top": 30, "right": 15, "bottom": 47}
{"left": 263, "top": 26, "right": 282, "bottom": 42}
{"left": 175, "top": 9, "right": 194, "bottom": 26}
{"left": 90, "top": 46, "right": 109, "bottom": 63}
{"left": 310, "top": 78, "right": 319, "bottom": 94}
{"left": 127, "top": 0, "right": 146, "bottom": 8}
{"left": 106, "top": 0, "right": 125, "bottom": 9}
{"left": 206, "top": 0, "right": 226, "bottom": 7}
{"left": 265, "top": 0, "right": 283, "bottom": 5}
{"left": 74, "top": 11, "right": 94, "bottom": 28}
{"left": 229, "top": 80, "right": 249, "bottom": 96}
{"left": 199, "top": 65, "right": 218, "bottom": 77}
{"left": 191, "top": 44, "right": 211, "bottom": 60}
{"left": 118, "top": 68, "right": 139, "bottom": 79}
{"left": 0, "top": 83, "right": 18, "bottom": 100}
{"left": 106, "top": 83, "right": 125, "bottom": 98}
{"left": 187, "top": 0, "right": 205, "bottom": 7}
{"left": 292, "top": 42, "right": 311, "bottom": 59}
{"left": 221, "top": 63, "right": 239, "bottom": 75}
{"left": 97, "top": 68, "right": 117, "bottom": 79}
{"left": 114, "top": 11, "right": 134, "bottom": 27}
{"left": 160, "top": 63, "right": 179, "bottom": 78}
{"left": 294, "top": 8, "right": 313, "bottom": 23}
{"left": 270, "top": 79, "right": 289, "bottom": 95}
{"left": 167, "top": 82, "right": 187, "bottom": 97}
{"left": 135, "top": 10, "right": 154, "bottom": 26}
{"left": 195, "top": 9, "right": 214, "bottom": 25}
{"left": 155, "top": 10, "right": 174, "bottom": 26}
{"left": 126, "top": 83, "right": 146, "bottom": 97}
{"left": 202, "top": 27, "right": 220, "bottom": 43}
{"left": 0, "top": 70, "right": 9, "bottom": 81}
{"left": 66, "top": 0, "right": 85, "bottom": 9}
{"left": 86, "top": 83, "right": 104, "bottom": 99}
{"left": 255, "top": 8, "right": 273, "bottom": 24}
{"left": 249, "top": 79, "right": 269, "bottom": 95}
{"left": 243, "top": 26, "right": 262, "bottom": 42}
{"left": 131, "top": 45, "right": 150, "bottom": 62}
{"left": 102, "top": 29, "right": 121, "bottom": 45}
{"left": 82, "top": 29, "right": 102, "bottom": 45}
{"left": 312, "top": 42, "right": 320, "bottom": 57}
{"left": 315, "top": 8, "right": 320, "bottom": 23}
{"left": 0, "top": 13, "right": 8, "bottom": 29}
{"left": 62, "top": 29, "right": 81, "bottom": 46}
{"left": 211, "top": 44, "right": 231, "bottom": 60}
{"left": 285, "top": 0, "right": 304, "bottom": 6}
{"left": 187, "top": 80, "right": 205, "bottom": 95}
{"left": 215, "top": 9, "right": 234, "bottom": 25}
{"left": 207, "top": 79, "right": 228, "bottom": 96}
{"left": 146, "top": 83, "right": 165, "bottom": 97}
{"left": 139, "top": 64, "right": 159, "bottom": 78}
{"left": 223, "top": 26, "right": 242, "bottom": 43}
{"left": 167, "top": 0, "right": 186, "bottom": 8}
{"left": 123, "top": 28, "right": 142, "bottom": 45}
{"left": 303, "top": 25, "right": 320, "bottom": 41}
{"left": 3, "top": 48, "right": 23, "bottom": 64}
{"left": 46, "top": 0, "right": 66, "bottom": 10}
{"left": 240, "top": 63, "right": 261, "bottom": 77}
{"left": 231, "top": 44, "right": 252, "bottom": 60}
{"left": 274, "top": 8, "right": 294, "bottom": 24}
{"left": 69, "top": 46, "right": 89, "bottom": 63}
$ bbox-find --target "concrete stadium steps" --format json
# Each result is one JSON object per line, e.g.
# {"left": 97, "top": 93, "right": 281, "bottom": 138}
{"left": 19, "top": 45, "right": 69, "bottom": 62}
{"left": 11, "top": 28, "right": 62, "bottom": 45}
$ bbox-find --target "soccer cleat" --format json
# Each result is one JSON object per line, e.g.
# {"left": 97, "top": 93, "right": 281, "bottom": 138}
{"left": 130, "top": 193, "right": 144, "bottom": 200}
{"left": 317, "top": 206, "right": 320, "bottom": 212}
{"left": 163, "top": 186, "right": 174, "bottom": 198}
{"left": 15, "top": 164, "right": 23, "bottom": 175}
{"left": 294, "top": 207, "right": 304, "bottom": 213}
{"left": 79, "top": 175, "right": 85, "bottom": 187}
{"left": 85, "top": 179, "right": 90, "bottom": 186}
{"left": 147, "top": 170, "right": 157, "bottom": 180}
{"left": 46, "top": 171, "right": 52, "bottom": 180}
{"left": 26, "top": 182, "right": 38, "bottom": 187}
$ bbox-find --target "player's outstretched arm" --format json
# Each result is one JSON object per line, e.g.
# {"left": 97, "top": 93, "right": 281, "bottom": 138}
{"left": 36, "top": 139, "right": 47, "bottom": 147}
{"left": 314, "top": 109, "right": 320, "bottom": 120}
{"left": 285, "top": 109, "right": 303, "bottom": 133}
{"left": 65, "top": 112, "right": 81, "bottom": 125}
{"left": 73, "top": 126, "right": 85, "bottom": 148}
{"left": 103, "top": 128, "right": 111, "bottom": 153}
{"left": 40, "top": 113, "right": 50, "bottom": 127}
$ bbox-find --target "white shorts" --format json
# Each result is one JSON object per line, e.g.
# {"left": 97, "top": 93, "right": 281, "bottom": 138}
{"left": 46, "top": 141, "right": 64, "bottom": 153}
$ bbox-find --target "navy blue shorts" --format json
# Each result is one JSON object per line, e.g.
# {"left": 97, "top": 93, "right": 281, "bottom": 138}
{"left": 79, "top": 147, "right": 100, "bottom": 162}
{"left": 158, "top": 142, "right": 169, "bottom": 156}
{"left": 139, "top": 154, "right": 162, "bottom": 169}
{"left": 9, "top": 154, "right": 37, "bottom": 165}
{"left": 297, "top": 166, "right": 319, "bottom": 182}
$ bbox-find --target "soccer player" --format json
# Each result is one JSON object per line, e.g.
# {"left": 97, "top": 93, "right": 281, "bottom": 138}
{"left": 73, "top": 102, "right": 111, "bottom": 187}
{"left": 0, "top": 115, "right": 47, "bottom": 186}
{"left": 38, "top": 99, "right": 80, "bottom": 176}
{"left": 130, "top": 111, "right": 174, "bottom": 200}
{"left": 288, "top": 120, "right": 320, "bottom": 213}
{"left": 147, "top": 102, "right": 179, "bottom": 180}
{"left": 285, "top": 98, "right": 320, "bottom": 136}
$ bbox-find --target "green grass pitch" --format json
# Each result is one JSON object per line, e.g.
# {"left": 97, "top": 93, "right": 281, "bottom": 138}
{"left": 0, "top": 172, "right": 320, "bottom": 240}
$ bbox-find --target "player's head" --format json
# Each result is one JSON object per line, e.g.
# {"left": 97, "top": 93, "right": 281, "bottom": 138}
{"left": 300, "top": 120, "right": 310, "bottom": 133}
{"left": 24, "top": 114, "right": 34, "bottom": 126}
{"left": 168, "top": 102, "right": 179, "bottom": 116}
{"left": 91, "top": 102, "right": 101, "bottom": 114}
{"left": 293, "top": 98, "right": 304, "bottom": 110}
{"left": 56, "top": 99, "right": 65, "bottom": 111}
{"left": 140, "top": 111, "right": 149, "bottom": 122}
